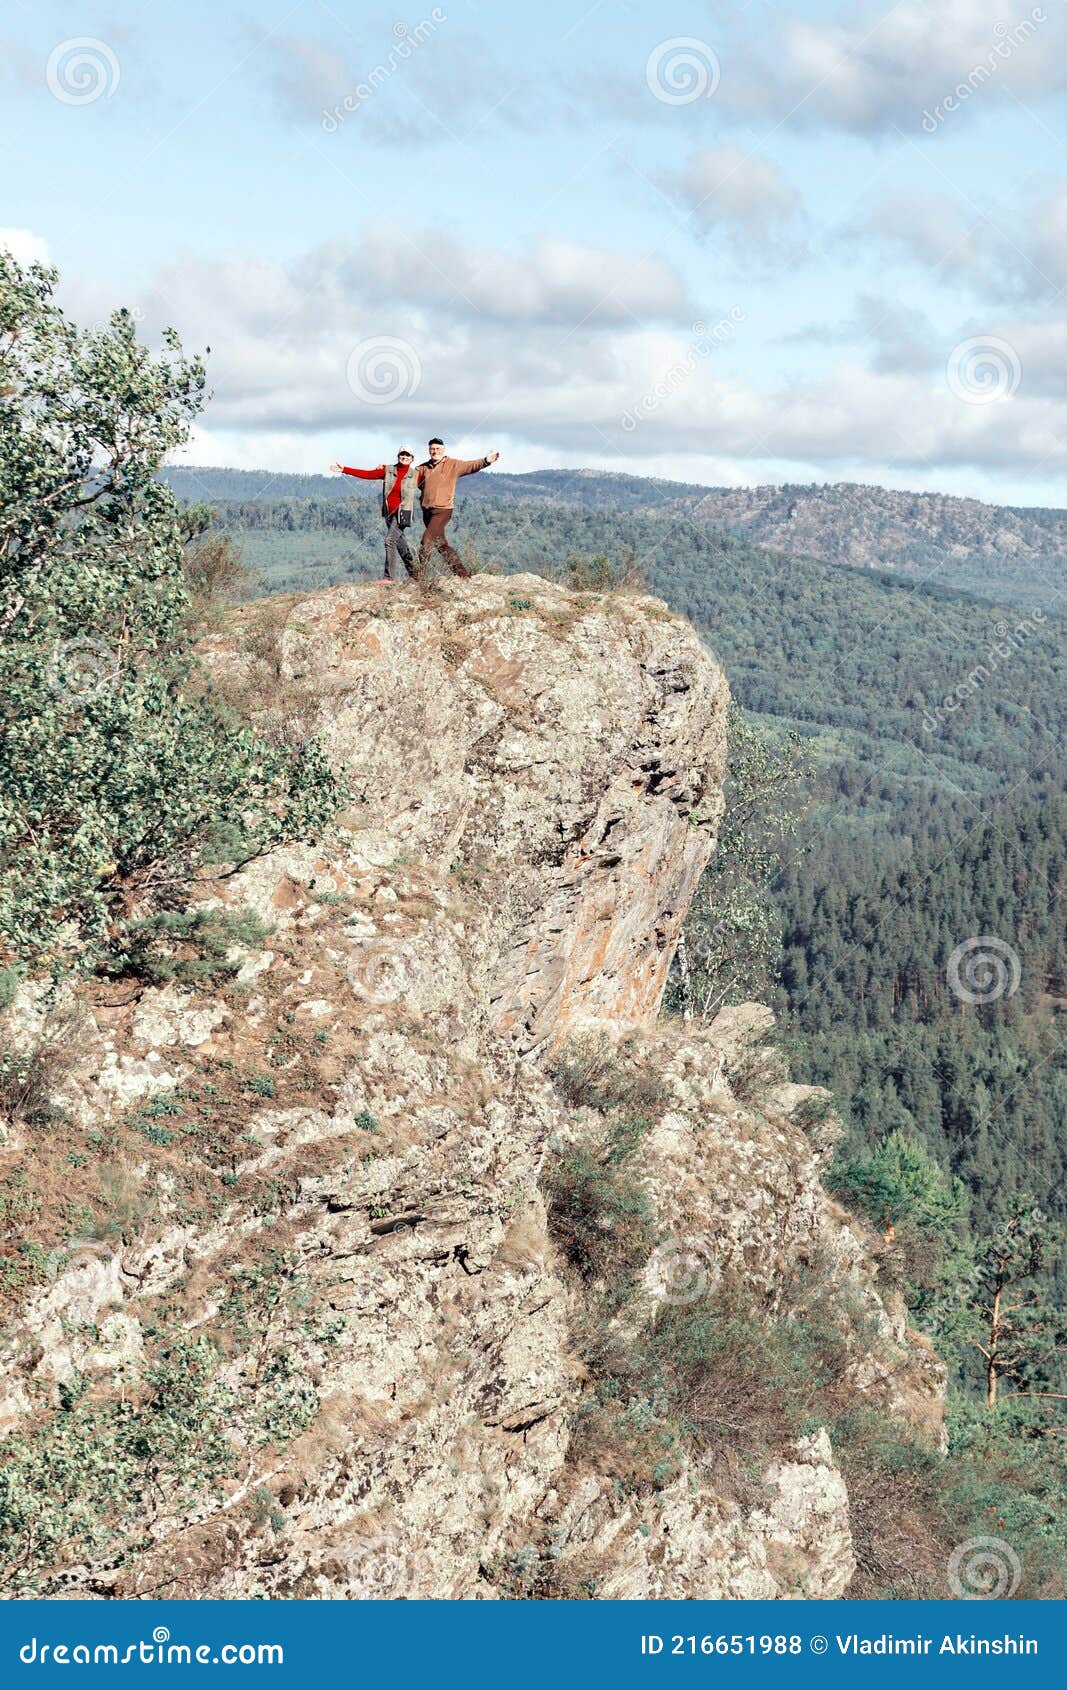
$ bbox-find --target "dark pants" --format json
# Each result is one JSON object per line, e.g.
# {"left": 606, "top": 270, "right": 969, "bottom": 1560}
{"left": 419, "top": 506, "right": 469, "bottom": 577}
{"left": 384, "top": 514, "right": 417, "bottom": 580}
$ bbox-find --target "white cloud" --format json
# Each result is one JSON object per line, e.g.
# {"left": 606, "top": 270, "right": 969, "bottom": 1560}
{"left": 120, "top": 234, "right": 1067, "bottom": 479}
{"left": 862, "top": 187, "right": 1067, "bottom": 305}
{"left": 315, "top": 229, "right": 695, "bottom": 326}
{"left": 714, "top": 0, "right": 1064, "bottom": 134}
{"left": 264, "top": 34, "right": 351, "bottom": 121}
{"left": 0, "top": 228, "right": 50, "bottom": 266}
{"left": 260, "top": 24, "right": 545, "bottom": 142}
{"left": 657, "top": 147, "right": 800, "bottom": 249}
{"left": 785, "top": 293, "right": 941, "bottom": 373}
{"left": 75, "top": 231, "right": 1067, "bottom": 484}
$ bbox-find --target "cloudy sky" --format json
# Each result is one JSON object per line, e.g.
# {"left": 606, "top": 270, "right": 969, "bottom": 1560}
{"left": 3, "top": 0, "right": 1066, "bottom": 503}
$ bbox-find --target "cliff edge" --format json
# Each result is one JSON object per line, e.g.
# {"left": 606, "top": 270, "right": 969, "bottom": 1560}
{"left": 0, "top": 575, "right": 943, "bottom": 1598}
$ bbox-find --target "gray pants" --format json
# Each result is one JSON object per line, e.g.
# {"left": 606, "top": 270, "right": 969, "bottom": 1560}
{"left": 384, "top": 514, "right": 416, "bottom": 580}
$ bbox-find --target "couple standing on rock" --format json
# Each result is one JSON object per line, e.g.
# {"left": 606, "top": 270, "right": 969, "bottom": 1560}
{"left": 330, "top": 436, "right": 500, "bottom": 583}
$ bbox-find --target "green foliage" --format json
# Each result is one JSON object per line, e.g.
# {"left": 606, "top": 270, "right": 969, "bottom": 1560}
{"left": 544, "top": 1135, "right": 655, "bottom": 1304}
{"left": 970, "top": 1201, "right": 1065, "bottom": 1409}
{"left": 558, "top": 553, "right": 642, "bottom": 593}
{"left": 544, "top": 1036, "right": 670, "bottom": 1306}
{"left": 943, "top": 1399, "right": 1067, "bottom": 1592}
{"left": 833, "top": 1402, "right": 1067, "bottom": 1599}
{"left": 180, "top": 501, "right": 258, "bottom": 614}
{"left": 0, "top": 253, "right": 343, "bottom": 975}
{"left": 102, "top": 906, "right": 272, "bottom": 987}
{"left": 0, "top": 1336, "right": 236, "bottom": 1593}
{"left": 669, "top": 705, "right": 814, "bottom": 1020}
{"left": 830, "top": 1130, "right": 974, "bottom": 1336}
{"left": 217, "top": 1249, "right": 340, "bottom": 1447}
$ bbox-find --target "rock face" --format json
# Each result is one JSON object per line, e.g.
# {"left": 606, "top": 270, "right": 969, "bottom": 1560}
{"left": 227, "top": 572, "right": 726, "bottom": 1053}
{"left": 0, "top": 575, "right": 944, "bottom": 1599}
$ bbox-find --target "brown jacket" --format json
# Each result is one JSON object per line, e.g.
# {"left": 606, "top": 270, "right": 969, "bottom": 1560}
{"left": 418, "top": 454, "right": 490, "bottom": 511}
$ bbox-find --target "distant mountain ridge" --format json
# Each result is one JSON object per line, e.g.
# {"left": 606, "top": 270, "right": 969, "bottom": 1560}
{"left": 163, "top": 466, "right": 1067, "bottom": 605}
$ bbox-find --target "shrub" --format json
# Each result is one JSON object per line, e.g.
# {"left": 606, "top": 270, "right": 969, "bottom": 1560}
{"left": 101, "top": 907, "right": 272, "bottom": 988}
{"left": 180, "top": 503, "right": 259, "bottom": 616}
{"left": 833, "top": 1400, "right": 1067, "bottom": 1600}
{"left": 0, "top": 252, "right": 344, "bottom": 976}
{"left": 668, "top": 705, "right": 814, "bottom": 1020}
{"left": 544, "top": 1135, "right": 656, "bottom": 1305}
{"left": 548, "top": 1033, "right": 671, "bottom": 1121}
{"left": 829, "top": 1130, "right": 973, "bottom": 1337}
{"left": 0, "top": 1007, "right": 84, "bottom": 1130}
{"left": 0, "top": 1337, "right": 236, "bottom": 1594}
{"left": 558, "top": 554, "right": 644, "bottom": 593}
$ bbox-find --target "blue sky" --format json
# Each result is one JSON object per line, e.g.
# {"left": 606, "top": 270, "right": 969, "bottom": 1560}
{"left": 3, "top": 0, "right": 1066, "bottom": 504}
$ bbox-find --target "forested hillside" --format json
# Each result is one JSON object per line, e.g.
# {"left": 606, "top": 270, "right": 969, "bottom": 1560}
{"left": 164, "top": 465, "right": 1067, "bottom": 608}
{"left": 173, "top": 478, "right": 1067, "bottom": 1330}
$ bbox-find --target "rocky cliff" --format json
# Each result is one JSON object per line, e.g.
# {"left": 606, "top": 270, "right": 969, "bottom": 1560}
{"left": 0, "top": 575, "right": 944, "bottom": 1599}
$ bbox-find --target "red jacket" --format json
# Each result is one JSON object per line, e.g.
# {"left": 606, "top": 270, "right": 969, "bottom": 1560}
{"left": 342, "top": 462, "right": 421, "bottom": 514}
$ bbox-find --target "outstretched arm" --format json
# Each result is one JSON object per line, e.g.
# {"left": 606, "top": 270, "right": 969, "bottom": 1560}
{"left": 455, "top": 450, "right": 500, "bottom": 477}
{"left": 330, "top": 462, "right": 386, "bottom": 478}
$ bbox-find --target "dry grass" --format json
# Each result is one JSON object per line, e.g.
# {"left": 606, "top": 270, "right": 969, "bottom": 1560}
{"left": 548, "top": 1032, "right": 672, "bottom": 1121}
{"left": 0, "top": 1005, "right": 87, "bottom": 1133}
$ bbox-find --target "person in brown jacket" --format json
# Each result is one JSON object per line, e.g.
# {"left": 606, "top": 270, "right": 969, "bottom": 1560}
{"left": 418, "top": 437, "right": 500, "bottom": 577}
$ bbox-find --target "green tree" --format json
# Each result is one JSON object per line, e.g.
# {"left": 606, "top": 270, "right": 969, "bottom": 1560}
{"left": 829, "top": 1129, "right": 973, "bottom": 1338}
{"left": 971, "top": 1202, "right": 1065, "bottom": 1412}
{"left": 670, "top": 704, "right": 814, "bottom": 1020}
{"left": 0, "top": 254, "right": 341, "bottom": 973}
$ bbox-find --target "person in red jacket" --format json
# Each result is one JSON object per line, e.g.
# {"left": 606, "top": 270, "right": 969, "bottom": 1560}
{"left": 329, "top": 448, "right": 423, "bottom": 581}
